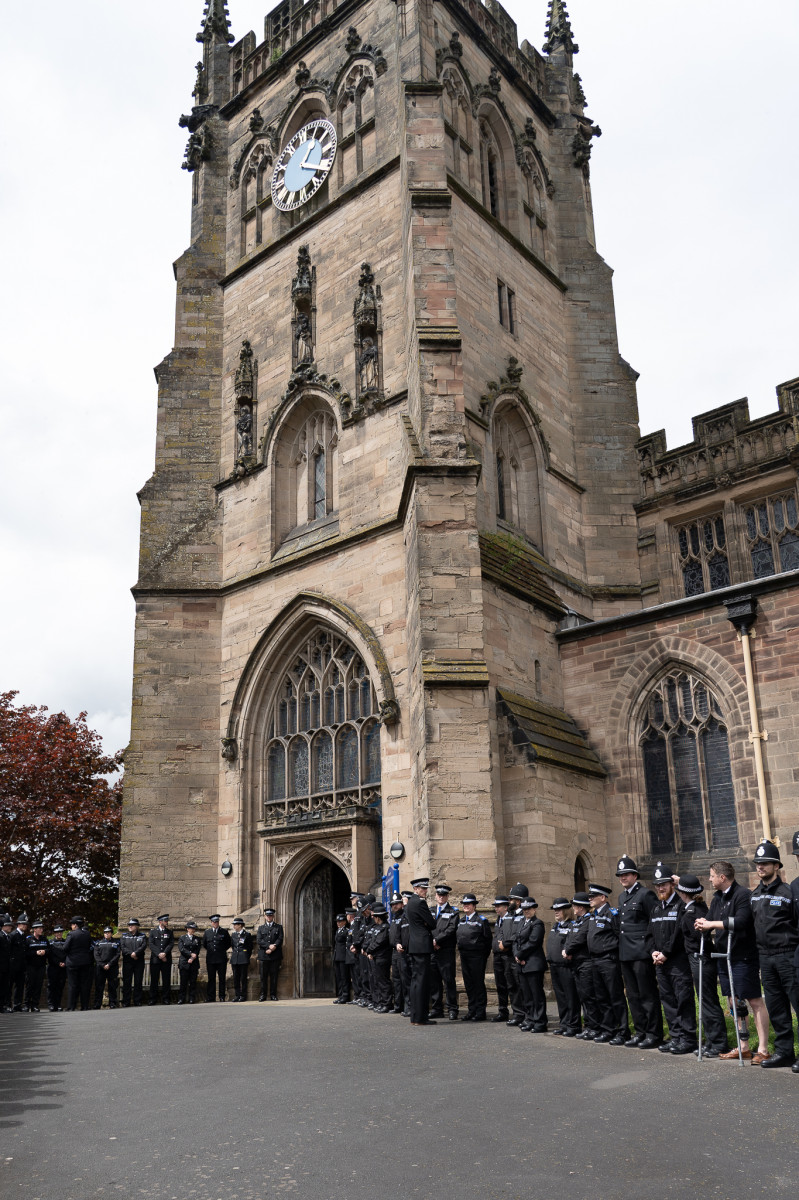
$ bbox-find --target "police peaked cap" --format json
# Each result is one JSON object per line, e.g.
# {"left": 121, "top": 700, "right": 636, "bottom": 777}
{"left": 157, "top": 913, "right": 170, "bottom": 921}
{"left": 264, "top": 909, "right": 275, "bottom": 916}
{"left": 508, "top": 882, "right": 529, "bottom": 899}
{"left": 588, "top": 884, "right": 612, "bottom": 896}
{"left": 571, "top": 892, "right": 591, "bottom": 906}
{"left": 53, "top": 926, "right": 65, "bottom": 933}
{"left": 126, "top": 918, "right": 140, "bottom": 926}
{"left": 186, "top": 921, "right": 198, "bottom": 929}
{"left": 70, "top": 916, "right": 84, "bottom": 926}
{"left": 792, "top": 830, "right": 799, "bottom": 855}
{"left": 675, "top": 874, "right": 702, "bottom": 895}
{"left": 410, "top": 877, "right": 429, "bottom": 888}
{"left": 208, "top": 914, "right": 221, "bottom": 921}
{"left": 550, "top": 898, "right": 571, "bottom": 910}
{"left": 652, "top": 862, "right": 674, "bottom": 883}
{"left": 336, "top": 913, "right": 346, "bottom": 921}
{"left": 520, "top": 898, "right": 537, "bottom": 909}
{"left": 493, "top": 895, "right": 511, "bottom": 906}
{"left": 232, "top": 918, "right": 244, "bottom": 925}
{"left": 753, "top": 840, "right": 782, "bottom": 867}
{"left": 400, "top": 890, "right": 414, "bottom": 898}
{"left": 371, "top": 903, "right": 388, "bottom": 916}
{"left": 32, "top": 920, "right": 44, "bottom": 928}
{"left": 103, "top": 927, "right": 114, "bottom": 933}
{"left": 434, "top": 884, "right": 452, "bottom": 893}
{"left": 615, "top": 855, "right": 639, "bottom": 876}
{"left": 461, "top": 893, "right": 478, "bottom": 905}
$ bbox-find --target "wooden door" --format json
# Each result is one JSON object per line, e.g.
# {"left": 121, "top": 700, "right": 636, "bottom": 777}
{"left": 298, "top": 860, "right": 335, "bottom": 996}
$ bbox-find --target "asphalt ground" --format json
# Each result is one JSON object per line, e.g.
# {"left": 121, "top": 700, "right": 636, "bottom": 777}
{"left": 1, "top": 1000, "right": 797, "bottom": 1200}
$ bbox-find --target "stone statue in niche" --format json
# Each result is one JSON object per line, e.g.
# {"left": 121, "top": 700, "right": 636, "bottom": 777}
{"left": 295, "top": 313, "right": 314, "bottom": 365}
{"left": 236, "top": 405, "right": 254, "bottom": 458}
{"left": 235, "top": 339, "right": 255, "bottom": 401}
{"left": 358, "top": 336, "right": 379, "bottom": 393}
{"left": 291, "top": 245, "right": 315, "bottom": 371}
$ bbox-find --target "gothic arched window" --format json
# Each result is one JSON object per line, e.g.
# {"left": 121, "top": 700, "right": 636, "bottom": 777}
{"left": 337, "top": 64, "right": 377, "bottom": 184}
{"left": 263, "top": 629, "right": 382, "bottom": 822}
{"left": 240, "top": 143, "right": 273, "bottom": 256}
{"left": 272, "top": 401, "right": 339, "bottom": 549}
{"left": 479, "top": 119, "right": 504, "bottom": 220}
{"left": 442, "top": 69, "right": 474, "bottom": 188}
{"left": 492, "top": 405, "right": 543, "bottom": 551}
{"left": 640, "top": 671, "right": 738, "bottom": 855}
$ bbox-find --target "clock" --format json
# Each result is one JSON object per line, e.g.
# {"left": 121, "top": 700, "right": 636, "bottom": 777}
{"left": 271, "top": 119, "right": 337, "bottom": 212}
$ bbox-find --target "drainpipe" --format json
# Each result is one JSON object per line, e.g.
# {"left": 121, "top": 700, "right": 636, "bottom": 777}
{"left": 723, "top": 594, "right": 772, "bottom": 842}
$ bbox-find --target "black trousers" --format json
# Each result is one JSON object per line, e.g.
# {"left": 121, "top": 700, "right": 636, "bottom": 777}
{"left": 11, "top": 964, "right": 26, "bottom": 1008}
{"left": 66, "top": 964, "right": 93, "bottom": 1010}
{"left": 232, "top": 962, "right": 250, "bottom": 999}
{"left": 353, "top": 953, "right": 370, "bottom": 1001}
{"left": 508, "top": 958, "right": 525, "bottom": 1019}
{"left": 0, "top": 963, "right": 11, "bottom": 1009}
{"left": 94, "top": 966, "right": 118, "bottom": 1007}
{"left": 390, "top": 951, "right": 406, "bottom": 1010}
{"left": 688, "top": 956, "right": 729, "bottom": 1052}
{"left": 430, "top": 947, "right": 459, "bottom": 1015}
{"left": 348, "top": 955, "right": 361, "bottom": 1000}
{"left": 519, "top": 969, "right": 547, "bottom": 1028}
{"left": 206, "top": 961, "right": 227, "bottom": 1000}
{"left": 760, "top": 953, "right": 799, "bottom": 1060}
{"left": 371, "top": 956, "right": 392, "bottom": 1008}
{"left": 24, "top": 963, "right": 46, "bottom": 1009}
{"left": 621, "top": 957, "right": 662, "bottom": 1040}
{"left": 259, "top": 958, "right": 280, "bottom": 998}
{"left": 572, "top": 957, "right": 601, "bottom": 1031}
{"left": 591, "top": 955, "right": 628, "bottom": 1036}
{"left": 493, "top": 953, "right": 513, "bottom": 1015}
{"left": 655, "top": 955, "right": 696, "bottom": 1046}
{"left": 459, "top": 950, "right": 489, "bottom": 1018}
{"left": 178, "top": 963, "right": 199, "bottom": 1002}
{"left": 549, "top": 962, "right": 581, "bottom": 1031}
{"left": 334, "top": 960, "right": 351, "bottom": 1001}
{"left": 150, "top": 958, "right": 172, "bottom": 1003}
{"left": 47, "top": 964, "right": 66, "bottom": 1010}
{"left": 121, "top": 956, "right": 145, "bottom": 1006}
{"left": 408, "top": 953, "right": 432, "bottom": 1023}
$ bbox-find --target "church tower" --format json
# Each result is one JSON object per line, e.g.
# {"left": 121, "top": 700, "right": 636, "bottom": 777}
{"left": 121, "top": 0, "right": 645, "bottom": 995}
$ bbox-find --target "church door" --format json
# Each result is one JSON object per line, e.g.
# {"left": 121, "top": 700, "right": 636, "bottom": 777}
{"left": 297, "top": 859, "right": 350, "bottom": 996}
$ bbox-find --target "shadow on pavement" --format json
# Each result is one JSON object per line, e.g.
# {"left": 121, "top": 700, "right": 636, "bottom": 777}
{"left": 0, "top": 1015, "right": 67, "bottom": 1130}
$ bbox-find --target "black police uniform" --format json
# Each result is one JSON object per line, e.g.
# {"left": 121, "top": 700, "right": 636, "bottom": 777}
{"left": 361, "top": 920, "right": 378, "bottom": 1006}
{"left": 563, "top": 912, "right": 601, "bottom": 1036}
{"left": 491, "top": 910, "right": 515, "bottom": 1021}
{"left": 149, "top": 926, "right": 175, "bottom": 1004}
{"left": 546, "top": 920, "right": 581, "bottom": 1034}
{"left": 333, "top": 922, "right": 351, "bottom": 1003}
{"left": 368, "top": 920, "right": 393, "bottom": 1011}
{"left": 120, "top": 927, "right": 148, "bottom": 1006}
{"left": 203, "top": 924, "right": 231, "bottom": 1001}
{"left": 457, "top": 912, "right": 492, "bottom": 1021}
{"left": 64, "top": 925, "right": 94, "bottom": 1010}
{"left": 47, "top": 935, "right": 68, "bottom": 1011}
{"left": 93, "top": 936, "right": 121, "bottom": 1008}
{"left": 507, "top": 907, "right": 528, "bottom": 1023}
{"left": 511, "top": 913, "right": 547, "bottom": 1030}
{"left": 618, "top": 880, "right": 662, "bottom": 1044}
{"left": 256, "top": 920, "right": 283, "bottom": 1000}
{"left": 345, "top": 917, "right": 360, "bottom": 1002}
{"left": 430, "top": 900, "right": 460, "bottom": 1018}
{"left": 177, "top": 933, "right": 202, "bottom": 1003}
{"left": 348, "top": 912, "right": 365, "bottom": 1003}
{"left": 649, "top": 893, "right": 696, "bottom": 1051}
{"left": 9, "top": 927, "right": 28, "bottom": 1010}
{"left": 587, "top": 903, "right": 628, "bottom": 1041}
{"left": 0, "top": 925, "right": 12, "bottom": 1011}
{"left": 230, "top": 928, "right": 253, "bottom": 1001}
{"left": 24, "top": 933, "right": 50, "bottom": 1011}
{"left": 387, "top": 907, "right": 407, "bottom": 1012}
{"left": 751, "top": 875, "right": 799, "bottom": 1062}
{"left": 405, "top": 892, "right": 436, "bottom": 1024}
{"left": 397, "top": 909, "right": 413, "bottom": 1014}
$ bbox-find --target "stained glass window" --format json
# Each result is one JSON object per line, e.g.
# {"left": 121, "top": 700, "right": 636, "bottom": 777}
{"left": 267, "top": 742, "right": 285, "bottom": 802}
{"left": 312, "top": 731, "right": 333, "bottom": 793}
{"left": 288, "top": 738, "right": 309, "bottom": 798}
{"left": 743, "top": 491, "right": 799, "bottom": 580}
{"left": 675, "top": 515, "right": 729, "bottom": 597}
{"left": 337, "top": 726, "right": 359, "bottom": 788}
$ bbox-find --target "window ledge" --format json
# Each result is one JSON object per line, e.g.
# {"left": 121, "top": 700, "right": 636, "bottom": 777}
{"left": 274, "top": 515, "right": 340, "bottom": 562}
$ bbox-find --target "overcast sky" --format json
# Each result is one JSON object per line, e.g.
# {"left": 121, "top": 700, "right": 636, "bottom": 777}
{"left": 1, "top": 0, "right": 797, "bottom": 757}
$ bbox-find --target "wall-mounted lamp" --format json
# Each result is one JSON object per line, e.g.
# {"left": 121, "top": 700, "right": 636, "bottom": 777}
{"left": 389, "top": 841, "right": 405, "bottom": 862}
{"left": 221, "top": 860, "right": 233, "bottom": 877}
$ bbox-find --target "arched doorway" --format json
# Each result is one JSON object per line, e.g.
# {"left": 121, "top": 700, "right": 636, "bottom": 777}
{"left": 296, "top": 858, "right": 351, "bottom": 996}
{"left": 574, "top": 853, "right": 589, "bottom": 894}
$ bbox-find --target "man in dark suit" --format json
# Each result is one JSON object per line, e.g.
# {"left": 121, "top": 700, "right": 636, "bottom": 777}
{"left": 405, "top": 877, "right": 436, "bottom": 1026}
{"left": 256, "top": 909, "right": 283, "bottom": 1001}
{"left": 148, "top": 914, "right": 174, "bottom": 1005}
{"left": 429, "top": 884, "right": 460, "bottom": 1020}
{"left": 616, "top": 855, "right": 662, "bottom": 1048}
{"left": 63, "top": 916, "right": 94, "bottom": 1011}
{"left": 230, "top": 918, "right": 253, "bottom": 1002}
{"left": 203, "top": 915, "right": 231, "bottom": 1002}
{"left": 9, "top": 914, "right": 30, "bottom": 1011}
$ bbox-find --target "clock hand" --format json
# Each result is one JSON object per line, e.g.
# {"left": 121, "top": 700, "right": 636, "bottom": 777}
{"left": 300, "top": 142, "right": 320, "bottom": 172}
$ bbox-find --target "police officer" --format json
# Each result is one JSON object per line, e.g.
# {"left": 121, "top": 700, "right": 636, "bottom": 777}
{"left": 587, "top": 884, "right": 629, "bottom": 1044}
{"left": 675, "top": 873, "right": 729, "bottom": 1058}
{"left": 406, "top": 877, "right": 437, "bottom": 1026}
{"left": 9, "top": 913, "right": 29, "bottom": 1011}
{"left": 24, "top": 921, "right": 49, "bottom": 1012}
{"left": 648, "top": 863, "right": 696, "bottom": 1054}
{"left": 506, "top": 884, "right": 529, "bottom": 1027}
{"left": 430, "top": 884, "right": 460, "bottom": 1021}
{"left": 120, "top": 918, "right": 148, "bottom": 1007}
{"left": 63, "top": 916, "right": 94, "bottom": 1011}
{"left": 230, "top": 918, "right": 253, "bottom": 1002}
{"left": 149, "top": 914, "right": 174, "bottom": 1005}
{"left": 547, "top": 899, "right": 581, "bottom": 1036}
{"left": 203, "top": 915, "right": 231, "bottom": 1002}
{"left": 93, "top": 927, "right": 121, "bottom": 1009}
{"left": 256, "top": 908, "right": 283, "bottom": 1001}
{"left": 491, "top": 895, "right": 514, "bottom": 1023}
{"left": 387, "top": 893, "right": 407, "bottom": 1014}
{"left": 366, "top": 902, "right": 393, "bottom": 1012}
{"left": 344, "top": 907, "right": 360, "bottom": 1004}
{"left": 346, "top": 892, "right": 364, "bottom": 1002}
{"left": 47, "top": 925, "right": 68, "bottom": 1012}
{"left": 333, "top": 914, "right": 350, "bottom": 1004}
{"left": 358, "top": 894, "right": 377, "bottom": 1008}
{"left": 511, "top": 897, "right": 547, "bottom": 1031}
{"left": 177, "top": 922, "right": 202, "bottom": 1004}
{"left": 457, "top": 894, "right": 492, "bottom": 1022}
{"left": 563, "top": 892, "right": 601, "bottom": 1039}
{"left": 0, "top": 915, "right": 13, "bottom": 1012}
{"left": 615, "top": 855, "right": 662, "bottom": 1048}
{"left": 749, "top": 840, "right": 799, "bottom": 1069}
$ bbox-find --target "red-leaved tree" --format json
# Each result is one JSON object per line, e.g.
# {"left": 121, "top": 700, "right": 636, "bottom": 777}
{"left": 0, "top": 691, "right": 122, "bottom": 931}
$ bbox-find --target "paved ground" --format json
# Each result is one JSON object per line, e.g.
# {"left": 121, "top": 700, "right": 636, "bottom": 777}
{"left": 1, "top": 1000, "right": 796, "bottom": 1200}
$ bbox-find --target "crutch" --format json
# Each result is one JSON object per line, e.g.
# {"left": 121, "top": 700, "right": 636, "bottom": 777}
{"left": 711, "top": 941, "right": 745, "bottom": 1065}
{"left": 697, "top": 934, "right": 704, "bottom": 1061}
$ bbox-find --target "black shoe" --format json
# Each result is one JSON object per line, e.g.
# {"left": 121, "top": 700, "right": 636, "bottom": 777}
{"left": 695, "top": 1047, "right": 721, "bottom": 1059}
{"left": 391, "top": 1007, "right": 402, "bottom": 1014}
{"left": 403, "top": 1009, "right": 410, "bottom": 1017}
{"left": 461, "top": 1013, "right": 476, "bottom": 1021}
{"left": 638, "top": 1036, "right": 662, "bottom": 1050}
{"left": 332, "top": 999, "right": 341, "bottom": 1004}
{"left": 492, "top": 1012, "right": 510, "bottom": 1022}
{"left": 48, "top": 1006, "right": 57, "bottom": 1012}
{"left": 792, "top": 1061, "right": 799, "bottom": 1073}
{"left": 625, "top": 1034, "right": 644, "bottom": 1047}
{"left": 448, "top": 1011, "right": 459, "bottom": 1021}
{"left": 670, "top": 1042, "right": 697, "bottom": 1055}
{"left": 562, "top": 1029, "right": 579, "bottom": 1038}
{"left": 761, "top": 1054, "right": 796, "bottom": 1069}
{"left": 474, "top": 1015, "right": 487, "bottom": 1022}
{"left": 658, "top": 1040, "right": 674, "bottom": 1054}
{"left": 532, "top": 1025, "right": 548, "bottom": 1033}
{"left": 122, "top": 1002, "right": 130, "bottom": 1008}
{"left": 411, "top": 1020, "right": 436, "bottom": 1025}
{"left": 148, "top": 1000, "right": 157, "bottom": 1006}
{"left": 429, "top": 1010, "right": 445, "bottom": 1019}
{"left": 593, "top": 1033, "right": 612, "bottom": 1043}
{"left": 12, "top": 1005, "right": 22, "bottom": 1013}
{"left": 551, "top": 1027, "right": 566, "bottom": 1036}
{"left": 270, "top": 995, "right": 277, "bottom": 1002}
{"left": 519, "top": 1022, "right": 534, "bottom": 1032}
{"left": 189, "top": 999, "right": 195, "bottom": 1004}
{"left": 259, "top": 994, "right": 265, "bottom": 1002}
{"left": 30, "top": 1006, "right": 40, "bottom": 1013}
{"left": 177, "top": 999, "right": 185, "bottom": 1005}
{"left": 506, "top": 1016, "right": 523, "bottom": 1027}
{"left": 608, "top": 1035, "right": 627, "bottom": 1046}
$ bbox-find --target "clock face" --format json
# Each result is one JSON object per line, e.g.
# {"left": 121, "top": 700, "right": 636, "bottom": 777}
{"left": 271, "top": 119, "right": 337, "bottom": 212}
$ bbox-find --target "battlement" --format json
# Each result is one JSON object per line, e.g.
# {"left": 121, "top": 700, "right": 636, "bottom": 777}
{"left": 637, "top": 376, "right": 799, "bottom": 504}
